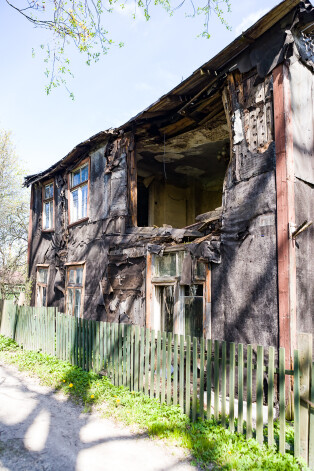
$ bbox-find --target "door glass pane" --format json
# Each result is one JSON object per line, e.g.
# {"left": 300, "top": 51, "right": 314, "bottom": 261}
{"left": 71, "top": 189, "right": 79, "bottom": 222}
{"left": 74, "top": 289, "right": 81, "bottom": 317}
{"left": 155, "top": 254, "right": 176, "bottom": 277}
{"left": 81, "top": 165, "right": 88, "bottom": 183}
{"left": 81, "top": 184, "right": 88, "bottom": 218}
{"left": 159, "top": 285, "right": 174, "bottom": 333}
{"left": 183, "top": 285, "right": 203, "bottom": 338}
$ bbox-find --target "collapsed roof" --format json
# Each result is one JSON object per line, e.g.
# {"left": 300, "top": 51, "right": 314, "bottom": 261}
{"left": 24, "top": 0, "right": 314, "bottom": 188}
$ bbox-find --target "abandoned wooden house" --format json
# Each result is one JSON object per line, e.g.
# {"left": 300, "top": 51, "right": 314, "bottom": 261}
{"left": 25, "top": 0, "right": 314, "bottom": 370}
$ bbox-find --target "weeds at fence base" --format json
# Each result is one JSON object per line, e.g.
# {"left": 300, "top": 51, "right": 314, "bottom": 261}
{"left": 0, "top": 335, "right": 306, "bottom": 471}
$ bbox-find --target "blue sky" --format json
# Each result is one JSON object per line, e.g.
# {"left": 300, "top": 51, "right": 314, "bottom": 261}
{"left": 0, "top": 0, "right": 278, "bottom": 175}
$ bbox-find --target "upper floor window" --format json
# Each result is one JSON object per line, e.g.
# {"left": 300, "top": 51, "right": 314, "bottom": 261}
{"left": 69, "top": 161, "right": 89, "bottom": 224}
{"left": 36, "top": 266, "right": 49, "bottom": 307}
{"left": 42, "top": 181, "right": 54, "bottom": 230}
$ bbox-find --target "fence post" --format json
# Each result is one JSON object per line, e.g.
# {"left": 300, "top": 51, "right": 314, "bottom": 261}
{"left": 297, "top": 333, "right": 312, "bottom": 465}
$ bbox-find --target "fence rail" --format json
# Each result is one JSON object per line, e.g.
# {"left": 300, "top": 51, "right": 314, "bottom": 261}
{"left": 0, "top": 301, "right": 313, "bottom": 467}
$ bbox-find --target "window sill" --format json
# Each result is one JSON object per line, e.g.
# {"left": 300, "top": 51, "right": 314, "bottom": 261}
{"left": 42, "top": 229, "right": 54, "bottom": 233}
{"left": 68, "top": 217, "right": 89, "bottom": 228}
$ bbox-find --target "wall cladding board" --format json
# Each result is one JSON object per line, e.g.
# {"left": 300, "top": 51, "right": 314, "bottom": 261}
{"left": 212, "top": 71, "right": 278, "bottom": 348}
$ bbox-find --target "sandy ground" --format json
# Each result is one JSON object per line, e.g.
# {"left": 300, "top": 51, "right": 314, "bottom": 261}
{"left": 0, "top": 361, "right": 198, "bottom": 471}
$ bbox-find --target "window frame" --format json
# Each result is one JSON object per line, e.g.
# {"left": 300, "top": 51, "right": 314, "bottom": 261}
{"left": 148, "top": 249, "right": 209, "bottom": 338}
{"left": 42, "top": 179, "right": 55, "bottom": 232}
{"left": 65, "top": 262, "right": 86, "bottom": 318}
{"left": 68, "top": 158, "right": 90, "bottom": 227}
{"left": 35, "top": 264, "right": 49, "bottom": 307}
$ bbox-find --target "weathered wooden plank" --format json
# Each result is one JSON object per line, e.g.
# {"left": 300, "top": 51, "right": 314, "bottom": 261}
{"left": 268, "top": 346, "right": 275, "bottom": 447}
{"left": 173, "top": 334, "right": 178, "bottom": 406}
{"left": 238, "top": 343, "right": 244, "bottom": 434}
{"left": 167, "top": 332, "right": 172, "bottom": 405}
{"left": 192, "top": 337, "right": 198, "bottom": 422}
{"left": 161, "top": 332, "right": 167, "bottom": 404}
{"left": 179, "top": 335, "right": 184, "bottom": 411}
{"left": 134, "top": 325, "right": 139, "bottom": 392}
{"left": 114, "top": 323, "right": 119, "bottom": 385}
{"left": 145, "top": 328, "right": 150, "bottom": 396}
{"left": 229, "top": 342, "right": 235, "bottom": 433}
{"left": 185, "top": 335, "right": 191, "bottom": 418}
{"left": 279, "top": 347, "right": 286, "bottom": 455}
{"left": 207, "top": 339, "right": 212, "bottom": 420}
{"left": 150, "top": 330, "right": 155, "bottom": 398}
{"left": 139, "top": 327, "right": 145, "bottom": 392}
{"left": 119, "top": 324, "right": 123, "bottom": 387}
{"left": 156, "top": 331, "right": 161, "bottom": 401}
{"left": 214, "top": 340, "right": 220, "bottom": 421}
{"left": 294, "top": 349, "right": 300, "bottom": 458}
{"left": 309, "top": 361, "right": 314, "bottom": 470}
{"left": 199, "top": 337, "right": 204, "bottom": 420}
{"left": 221, "top": 341, "right": 227, "bottom": 427}
{"left": 256, "top": 345, "right": 264, "bottom": 445}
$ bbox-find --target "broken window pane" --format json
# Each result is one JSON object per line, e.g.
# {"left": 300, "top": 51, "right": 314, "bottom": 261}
{"left": 196, "top": 261, "right": 206, "bottom": 279}
{"left": 155, "top": 254, "right": 176, "bottom": 277}
{"left": 183, "top": 284, "right": 203, "bottom": 338}
{"left": 159, "top": 285, "right": 174, "bottom": 333}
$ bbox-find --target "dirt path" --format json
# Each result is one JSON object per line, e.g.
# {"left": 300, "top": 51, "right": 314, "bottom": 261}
{"left": 0, "top": 362, "right": 196, "bottom": 471}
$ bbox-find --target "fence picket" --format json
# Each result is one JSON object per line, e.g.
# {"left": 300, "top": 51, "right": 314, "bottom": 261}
{"left": 173, "top": 334, "right": 178, "bottom": 406}
{"left": 145, "top": 328, "right": 150, "bottom": 396}
{"left": 207, "top": 339, "right": 212, "bottom": 420}
{"left": 167, "top": 332, "right": 172, "bottom": 406}
{"left": 238, "top": 343, "right": 244, "bottom": 434}
{"left": 192, "top": 337, "right": 197, "bottom": 422}
{"left": 294, "top": 349, "right": 300, "bottom": 458}
{"left": 118, "top": 323, "right": 123, "bottom": 387}
{"left": 200, "top": 337, "right": 204, "bottom": 420}
{"left": 214, "top": 340, "right": 220, "bottom": 420}
{"left": 156, "top": 331, "right": 161, "bottom": 401}
{"left": 279, "top": 347, "right": 286, "bottom": 455}
{"left": 256, "top": 345, "right": 264, "bottom": 445}
{"left": 161, "top": 332, "right": 167, "bottom": 404}
{"left": 268, "top": 346, "right": 275, "bottom": 447}
{"left": 185, "top": 335, "right": 191, "bottom": 417}
{"left": 246, "top": 345, "right": 252, "bottom": 439}
{"left": 179, "top": 335, "right": 184, "bottom": 411}
{"left": 139, "top": 327, "right": 145, "bottom": 392}
{"left": 309, "top": 361, "right": 314, "bottom": 470}
{"left": 150, "top": 330, "right": 155, "bottom": 399}
{"left": 134, "top": 326, "right": 139, "bottom": 392}
{"left": 229, "top": 342, "right": 235, "bottom": 433}
{"left": 221, "top": 341, "right": 227, "bottom": 427}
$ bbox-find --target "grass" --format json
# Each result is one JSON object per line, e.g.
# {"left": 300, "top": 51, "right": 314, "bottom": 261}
{"left": 0, "top": 335, "right": 307, "bottom": 471}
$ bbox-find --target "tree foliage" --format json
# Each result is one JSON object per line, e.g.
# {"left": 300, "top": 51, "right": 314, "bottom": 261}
{"left": 6, "top": 0, "right": 231, "bottom": 97}
{"left": 0, "top": 130, "right": 29, "bottom": 299}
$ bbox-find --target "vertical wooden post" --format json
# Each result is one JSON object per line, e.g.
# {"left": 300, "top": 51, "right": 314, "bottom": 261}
{"left": 273, "top": 63, "right": 296, "bottom": 413}
{"left": 297, "top": 333, "right": 312, "bottom": 465}
{"left": 146, "top": 253, "right": 153, "bottom": 329}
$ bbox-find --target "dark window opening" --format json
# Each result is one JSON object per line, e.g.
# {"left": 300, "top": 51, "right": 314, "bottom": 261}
{"left": 159, "top": 285, "right": 174, "bottom": 333}
{"left": 137, "top": 179, "right": 149, "bottom": 227}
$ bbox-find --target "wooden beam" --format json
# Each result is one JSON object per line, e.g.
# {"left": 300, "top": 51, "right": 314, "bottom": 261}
{"left": 27, "top": 185, "right": 34, "bottom": 277}
{"left": 127, "top": 135, "right": 137, "bottom": 226}
{"left": 273, "top": 63, "right": 297, "bottom": 408}
{"left": 146, "top": 253, "right": 153, "bottom": 329}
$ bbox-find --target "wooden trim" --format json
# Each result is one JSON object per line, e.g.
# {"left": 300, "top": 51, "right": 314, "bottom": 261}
{"left": 36, "top": 263, "right": 50, "bottom": 268}
{"left": 64, "top": 260, "right": 86, "bottom": 266}
{"left": 127, "top": 135, "right": 137, "bottom": 226}
{"left": 68, "top": 157, "right": 90, "bottom": 226}
{"left": 273, "top": 63, "right": 296, "bottom": 369}
{"left": 42, "top": 178, "right": 55, "bottom": 231}
{"left": 27, "top": 185, "right": 34, "bottom": 275}
{"left": 146, "top": 252, "right": 152, "bottom": 328}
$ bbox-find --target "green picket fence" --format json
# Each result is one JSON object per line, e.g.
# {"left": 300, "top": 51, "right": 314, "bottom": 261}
{"left": 0, "top": 301, "right": 313, "bottom": 467}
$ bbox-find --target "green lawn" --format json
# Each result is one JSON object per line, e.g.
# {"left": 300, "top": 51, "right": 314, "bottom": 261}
{"left": 0, "top": 335, "right": 307, "bottom": 470}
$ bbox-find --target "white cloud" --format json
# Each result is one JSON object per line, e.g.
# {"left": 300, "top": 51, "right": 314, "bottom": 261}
{"left": 235, "top": 9, "right": 269, "bottom": 37}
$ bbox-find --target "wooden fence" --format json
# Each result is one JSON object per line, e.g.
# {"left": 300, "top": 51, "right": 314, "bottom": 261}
{"left": 0, "top": 301, "right": 313, "bottom": 468}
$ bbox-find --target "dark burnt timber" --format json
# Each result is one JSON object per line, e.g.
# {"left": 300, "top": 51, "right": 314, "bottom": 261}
{"left": 26, "top": 1, "right": 314, "bottom": 371}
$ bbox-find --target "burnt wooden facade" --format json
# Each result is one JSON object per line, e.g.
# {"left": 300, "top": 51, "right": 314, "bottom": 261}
{"left": 26, "top": 0, "right": 314, "bottom": 360}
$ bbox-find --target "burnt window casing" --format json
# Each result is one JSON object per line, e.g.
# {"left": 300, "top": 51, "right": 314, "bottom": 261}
{"left": 66, "top": 265, "right": 85, "bottom": 317}
{"left": 42, "top": 181, "right": 54, "bottom": 231}
{"left": 150, "top": 251, "right": 207, "bottom": 338}
{"left": 69, "top": 160, "right": 89, "bottom": 225}
{"left": 36, "top": 266, "right": 49, "bottom": 307}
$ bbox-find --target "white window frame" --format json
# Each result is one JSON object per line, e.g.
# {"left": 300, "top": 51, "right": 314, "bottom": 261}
{"left": 150, "top": 250, "right": 207, "bottom": 338}
{"left": 36, "top": 265, "right": 49, "bottom": 307}
{"left": 68, "top": 160, "right": 89, "bottom": 225}
{"left": 42, "top": 181, "right": 54, "bottom": 231}
{"left": 65, "top": 263, "right": 85, "bottom": 318}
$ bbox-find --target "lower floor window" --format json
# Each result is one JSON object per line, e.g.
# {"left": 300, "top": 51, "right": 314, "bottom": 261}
{"left": 66, "top": 265, "right": 84, "bottom": 317}
{"left": 36, "top": 267, "right": 48, "bottom": 307}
